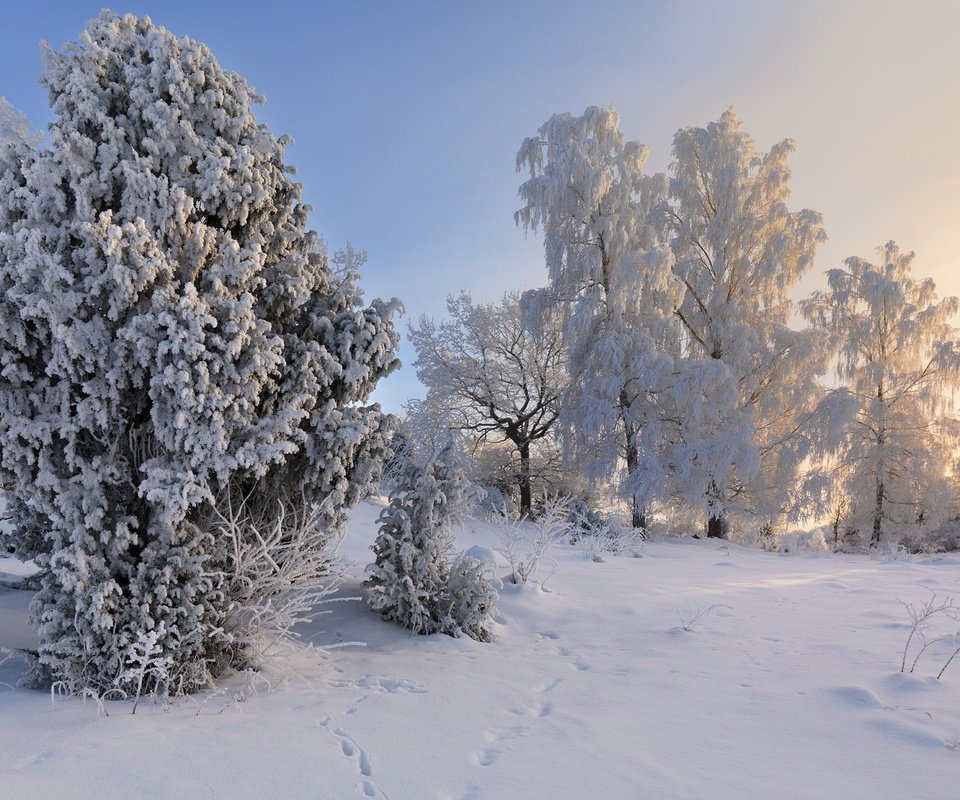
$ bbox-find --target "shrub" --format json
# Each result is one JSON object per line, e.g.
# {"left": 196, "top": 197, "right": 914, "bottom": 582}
{"left": 442, "top": 554, "right": 499, "bottom": 643}
{"left": 366, "top": 439, "right": 496, "bottom": 641}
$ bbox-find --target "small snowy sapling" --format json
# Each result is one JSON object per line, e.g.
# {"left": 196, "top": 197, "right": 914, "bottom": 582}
{"left": 366, "top": 439, "right": 496, "bottom": 640}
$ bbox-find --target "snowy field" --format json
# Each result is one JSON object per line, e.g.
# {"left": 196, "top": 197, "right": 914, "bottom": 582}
{"left": 2, "top": 497, "right": 959, "bottom": 799}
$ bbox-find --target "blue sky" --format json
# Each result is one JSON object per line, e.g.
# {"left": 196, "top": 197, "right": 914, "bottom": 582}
{"left": 2, "top": 1, "right": 958, "bottom": 411}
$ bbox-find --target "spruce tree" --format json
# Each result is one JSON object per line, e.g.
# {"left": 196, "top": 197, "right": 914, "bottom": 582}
{"left": 365, "top": 439, "right": 479, "bottom": 635}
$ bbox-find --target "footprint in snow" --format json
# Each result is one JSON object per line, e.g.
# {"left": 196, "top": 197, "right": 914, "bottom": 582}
{"left": 552, "top": 642, "right": 592, "bottom": 672}
{"left": 472, "top": 723, "right": 528, "bottom": 766}
{"left": 337, "top": 676, "right": 427, "bottom": 716}
{"left": 319, "top": 718, "right": 386, "bottom": 799}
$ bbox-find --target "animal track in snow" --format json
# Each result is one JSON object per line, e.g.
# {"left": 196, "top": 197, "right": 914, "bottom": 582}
{"left": 319, "top": 718, "right": 387, "bottom": 799}
{"left": 471, "top": 723, "right": 528, "bottom": 767}
{"left": 554, "top": 644, "right": 591, "bottom": 671}
{"left": 332, "top": 674, "right": 427, "bottom": 715}
{"left": 538, "top": 677, "right": 562, "bottom": 693}
{"left": 334, "top": 727, "right": 373, "bottom": 777}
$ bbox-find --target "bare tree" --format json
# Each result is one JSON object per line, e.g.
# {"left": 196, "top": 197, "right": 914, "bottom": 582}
{"left": 408, "top": 291, "right": 565, "bottom": 516}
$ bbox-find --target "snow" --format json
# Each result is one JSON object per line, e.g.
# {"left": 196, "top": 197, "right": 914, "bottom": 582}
{"left": 1, "top": 497, "right": 959, "bottom": 798}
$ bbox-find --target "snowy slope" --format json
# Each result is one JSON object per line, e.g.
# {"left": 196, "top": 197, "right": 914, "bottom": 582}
{"left": 1, "top": 498, "right": 958, "bottom": 799}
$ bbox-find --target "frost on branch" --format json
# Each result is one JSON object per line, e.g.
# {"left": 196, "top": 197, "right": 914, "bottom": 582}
{"left": 515, "top": 107, "right": 756, "bottom": 530}
{"left": 801, "top": 243, "right": 960, "bottom": 546}
{"left": 0, "top": 12, "right": 400, "bottom": 695}
{"left": 365, "top": 438, "right": 496, "bottom": 641}
{"left": 660, "top": 109, "right": 832, "bottom": 535}
{"left": 407, "top": 290, "right": 566, "bottom": 517}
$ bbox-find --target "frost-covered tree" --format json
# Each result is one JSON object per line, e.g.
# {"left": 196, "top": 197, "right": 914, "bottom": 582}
{"left": 0, "top": 98, "right": 41, "bottom": 149}
{"left": 516, "top": 106, "right": 749, "bottom": 528}
{"left": 801, "top": 243, "right": 960, "bottom": 544}
{"left": 659, "top": 109, "right": 833, "bottom": 536}
{"left": 365, "top": 439, "right": 487, "bottom": 636}
{"left": 408, "top": 291, "right": 565, "bottom": 516}
{"left": 0, "top": 12, "right": 400, "bottom": 694}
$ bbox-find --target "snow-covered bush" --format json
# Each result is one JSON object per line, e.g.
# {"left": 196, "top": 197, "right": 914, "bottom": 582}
{"left": 205, "top": 489, "right": 345, "bottom": 674}
{"left": 567, "top": 501, "right": 608, "bottom": 541}
{"left": 497, "top": 494, "right": 570, "bottom": 585}
{"left": 892, "top": 518, "right": 960, "bottom": 555}
{"left": 366, "top": 439, "right": 495, "bottom": 640}
{"left": 0, "top": 13, "right": 400, "bottom": 695}
{"left": 567, "top": 501, "right": 644, "bottom": 560}
{"left": 577, "top": 518, "right": 646, "bottom": 562}
{"left": 726, "top": 522, "right": 830, "bottom": 554}
{"left": 441, "top": 554, "right": 499, "bottom": 643}
{"left": 473, "top": 485, "right": 520, "bottom": 522}
{"left": 871, "top": 540, "right": 912, "bottom": 563}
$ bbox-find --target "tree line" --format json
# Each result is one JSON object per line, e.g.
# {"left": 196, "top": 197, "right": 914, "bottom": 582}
{"left": 410, "top": 108, "right": 960, "bottom": 549}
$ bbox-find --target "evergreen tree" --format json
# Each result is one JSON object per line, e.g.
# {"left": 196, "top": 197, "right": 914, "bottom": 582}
{"left": 0, "top": 12, "right": 400, "bottom": 694}
{"left": 366, "top": 439, "right": 487, "bottom": 636}
{"left": 442, "top": 554, "right": 498, "bottom": 643}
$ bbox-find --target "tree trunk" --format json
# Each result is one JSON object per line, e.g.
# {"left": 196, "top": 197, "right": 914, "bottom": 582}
{"left": 705, "top": 349, "right": 727, "bottom": 539}
{"left": 623, "top": 431, "right": 647, "bottom": 529}
{"left": 633, "top": 503, "right": 647, "bottom": 531}
{"left": 872, "top": 409, "right": 885, "bottom": 546}
{"left": 706, "top": 513, "right": 727, "bottom": 539}
{"left": 871, "top": 474, "right": 884, "bottom": 545}
{"left": 832, "top": 502, "right": 843, "bottom": 550}
{"left": 706, "top": 481, "right": 726, "bottom": 538}
{"left": 517, "top": 440, "right": 532, "bottom": 518}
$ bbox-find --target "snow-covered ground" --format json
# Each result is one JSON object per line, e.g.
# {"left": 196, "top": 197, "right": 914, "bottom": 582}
{"left": 2, "top": 497, "right": 959, "bottom": 799}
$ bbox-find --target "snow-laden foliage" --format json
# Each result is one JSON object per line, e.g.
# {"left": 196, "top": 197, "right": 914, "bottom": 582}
{"left": 496, "top": 493, "right": 570, "bottom": 585}
{"left": 0, "top": 12, "right": 400, "bottom": 694}
{"left": 441, "top": 554, "right": 499, "bottom": 643}
{"left": 567, "top": 502, "right": 645, "bottom": 561}
{"left": 366, "top": 439, "right": 495, "bottom": 640}
{"left": 659, "top": 108, "right": 838, "bottom": 534}
{"left": 801, "top": 243, "right": 960, "bottom": 545}
{"left": 0, "top": 98, "right": 41, "bottom": 150}
{"left": 205, "top": 489, "right": 346, "bottom": 673}
{"left": 408, "top": 291, "right": 566, "bottom": 515}
{"left": 516, "top": 107, "right": 747, "bottom": 528}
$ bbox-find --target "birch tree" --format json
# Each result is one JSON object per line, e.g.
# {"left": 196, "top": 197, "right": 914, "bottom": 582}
{"left": 516, "top": 106, "right": 752, "bottom": 529}
{"left": 660, "top": 109, "right": 833, "bottom": 536}
{"left": 801, "top": 242, "right": 960, "bottom": 544}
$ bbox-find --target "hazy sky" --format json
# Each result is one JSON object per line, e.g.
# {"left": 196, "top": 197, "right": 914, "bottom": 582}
{"left": 2, "top": 1, "right": 958, "bottom": 411}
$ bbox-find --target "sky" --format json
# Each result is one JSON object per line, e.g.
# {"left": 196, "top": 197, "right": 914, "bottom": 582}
{"left": 1, "top": 1, "right": 958, "bottom": 412}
